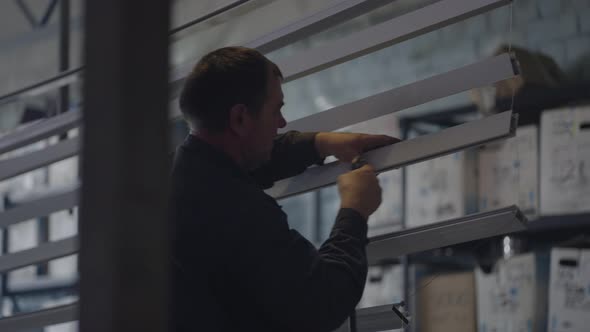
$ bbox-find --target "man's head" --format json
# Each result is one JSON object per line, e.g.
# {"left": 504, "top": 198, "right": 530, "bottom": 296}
{"left": 179, "top": 46, "right": 286, "bottom": 169}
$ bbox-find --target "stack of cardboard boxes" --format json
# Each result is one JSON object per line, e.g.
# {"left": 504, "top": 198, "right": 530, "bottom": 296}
{"left": 407, "top": 106, "right": 590, "bottom": 331}
{"left": 415, "top": 249, "right": 590, "bottom": 332}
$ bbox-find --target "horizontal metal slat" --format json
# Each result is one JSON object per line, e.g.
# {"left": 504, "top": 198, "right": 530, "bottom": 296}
{"left": 278, "top": 0, "right": 511, "bottom": 81}
{"left": 0, "top": 111, "right": 81, "bottom": 155}
{"left": 367, "top": 206, "right": 527, "bottom": 265}
{"left": 0, "top": 137, "right": 79, "bottom": 181}
{"left": 0, "top": 68, "right": 82, "bottom": 105}
{"left": 249, "top": 0, "right": 393, "bottom": 53}
{"left": 267, "top": 111, "right": 517, "bottom": 199}
{"left": 0, "top": 237, "right": 78, "bottom": 273}
{"left": 333, "top": 304, "right": 403, "bottom": 332}
{"left": 170, "top": 0, "right": 394, "bottom": 87}
{"left": 0, "top": 186, "right": 79, "bottom": 228}
{"left": 282, "top": 53, "right": 517, "bottom": 133}
{"left": 0, "top": 304, "right": 77, "bottom": 331}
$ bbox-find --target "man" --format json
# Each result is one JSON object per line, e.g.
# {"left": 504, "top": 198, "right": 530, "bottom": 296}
{"left": 170, "top": 46, "right": 398, "bottom": 331}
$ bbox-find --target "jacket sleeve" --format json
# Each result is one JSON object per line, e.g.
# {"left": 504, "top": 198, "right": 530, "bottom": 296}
{"left": 227, "top": 203, "right": 368, "bottom": 332}
{"left": 250, "top": 131, "right": 325, "bottom": 189}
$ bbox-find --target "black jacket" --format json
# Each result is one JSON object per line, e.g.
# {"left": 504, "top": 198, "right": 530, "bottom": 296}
{"left": 170, "top": 132, "right": 368, "bottom": 332}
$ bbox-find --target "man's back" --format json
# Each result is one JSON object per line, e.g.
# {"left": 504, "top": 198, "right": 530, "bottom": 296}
{"left": 170, "top": 135, "right": 369, "bottom": 332}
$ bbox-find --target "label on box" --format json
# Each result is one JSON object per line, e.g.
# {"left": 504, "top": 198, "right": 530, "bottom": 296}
{"left": 540, "top": 107, "right": 590, "bottom": 215}
{"left": 548, "top": 248, "right": 590, "bottom": 332}
{"left": 406, "top": 150, "right": 477, "bottom": 228}
{"left": 479, "top": 125, "right": 538, "bottom": 219}
{"left": 476, "top": 253, "right": 547, "bottom": 332}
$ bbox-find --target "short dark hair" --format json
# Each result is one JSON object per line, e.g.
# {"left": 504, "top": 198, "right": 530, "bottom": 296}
{"left": 179, "top": 46, "right": 282, "bottom": 132}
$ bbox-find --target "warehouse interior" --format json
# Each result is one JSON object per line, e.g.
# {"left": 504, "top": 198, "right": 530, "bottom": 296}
{"left": 0, "top": 0, "right": 589, "bottom": 331}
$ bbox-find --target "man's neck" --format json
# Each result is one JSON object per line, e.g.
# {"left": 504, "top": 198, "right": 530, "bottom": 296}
{"left": 192, "top": 130, "right": 247, "bottom": 170}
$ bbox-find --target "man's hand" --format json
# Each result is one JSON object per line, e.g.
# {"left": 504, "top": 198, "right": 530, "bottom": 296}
{"left": 315, "top": 132, "right": 400, "bottom": 162}
{"left": 338, "top": 164, "right": 382, "bottom": 220}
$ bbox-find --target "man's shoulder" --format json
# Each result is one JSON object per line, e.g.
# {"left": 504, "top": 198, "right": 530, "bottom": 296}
{"left": 171, "top": 145, "right": 278, "bottom": 210}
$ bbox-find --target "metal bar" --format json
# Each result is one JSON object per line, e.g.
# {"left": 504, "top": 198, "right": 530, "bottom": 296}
{"left": 334, "top": 305, "right": 403, "bottom": 332}
{"left": 367, "top": 206, "right": 527, "bottom": 265}
{"left": 0, "top": 110, "right": 81, "bottom": 155}
{"left": 0, "top": 137, "right": 79, "bottom": 182}
{"left": 169, "top": 0, "right": 250, "bottom": 35}
{"left": 282, "top": 54, "right": 517, "bottom": 133}
{"left": 169, "top": 0, "right": 394, "bottom": 82}
{"left": 0, "top": 303, "right": 77, "bottom": 331}
{"left": 0, "top": 67, "right": 82, "bottom": 105}
{"left": 15, "top": 0, "right": 38, "bottom": 28}
{"left": 267, "top": 111, "right": 517, "bottom": 199}
{"left": 0, "top": 237, "right": 77, "bottom": 273}
{"left": 249, "top": 0, "right": 393, "bottom": 54}
{"left": 278, "top": 0, "right": 512, "bottom": 82}
{"left": 59, "top": 0, "right": 70, "bottom": 116}
{"left": 41, "top": 0, "right": 60, "bottom": 26}
{"left": 0, "top": 186, "right": 79, "bottom": 228}
{"left": 80, "top": 1, "right": 171, "bottom": 332}
{"left": 7, "top": 275, "right": 78, "bottom": 293}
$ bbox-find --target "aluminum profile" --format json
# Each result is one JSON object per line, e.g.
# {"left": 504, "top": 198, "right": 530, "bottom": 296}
{"left": 0, "top": 185, "right": 80, "bottom": 228}
{"left": 0, "top": 111, "right": 81, "bottom": 155}
{"left": 0, "top": 304, "right": 77, "bottom": 331}
{"left": 367, "top": 206, "right": 527, "bottom": 265}
{"left": 248, "top": 0, "right": 393, "bottom": 53}
{"left": 169, "top": 0, "right": 394, "bottom": 83}
{"left": 0, "top": 137, "right": 79, "bottom": 182}
{"left": 278, "top": 0, "right": 512, "bottom": 82}
{"left": 333, "top": 304, "right": 403, "bottom": 332}
{"left": 267, "top": 111, "right": 517, "bottom": 199}
{"left": 0, "top": 68, "right": 82, "bottom": 105}
{"left": 0, "top": 237, "right": 78, "bottom": 273}
{"left": 282, "top": 53, "right": 517, "bottom": 133}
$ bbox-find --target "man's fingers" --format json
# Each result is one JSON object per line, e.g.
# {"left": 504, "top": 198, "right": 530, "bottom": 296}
{"left": 356, "top": 163, "right": 376, "bottom": 173}
{"left": 360, "top": 134, "right": 401, "bottom": 151}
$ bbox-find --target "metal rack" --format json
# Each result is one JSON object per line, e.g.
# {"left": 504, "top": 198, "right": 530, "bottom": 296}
{"left": 0, "top": 0, "right": 542, "bottom": 330}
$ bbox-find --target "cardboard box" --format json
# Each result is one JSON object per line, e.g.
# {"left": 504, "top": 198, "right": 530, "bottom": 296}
{"left": 478, "top": 125, "right": 539, "bottom": 220}
{"left": 359, "top": 264, "right": 404, "bottom": 308}
{"left": 475, "top": 252, "right": 549, "bottom": 332}
{"left": 406, "top": 150, "right": 478, "bottom": 228}
{"left": 548, "top": 248, "right": 590, "bottom": 332}
{"left": 540, "top": 106, "right": 590, "bottom": 215}
{"left": 418, "top": 271, "right": 476, "bottom": 332}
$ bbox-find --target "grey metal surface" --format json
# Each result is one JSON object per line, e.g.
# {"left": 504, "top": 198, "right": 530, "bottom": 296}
{"left": 278, "top": 0, "right": 511, "bottom": 81}
{"left": 0, "top": 111, "right": 81, "bottom": 155}
{"left": 0, "top": 137, "right": 79, "bottom": 182}
{"left": 282, "top": 53, "right": 516, "bottom": 133}
{"left": 0, "top": 186, "right": 79, "bottom": 228}
{"left": 0, "top": 237, "right": 78, "bottom": 273}
{"left": 267, "top": 111, "right": 516, "bottom": 199}
{"left": 0, "top": 304, "right": 77, "bottom": 331}
{"left": 333, "top": 304, "right": 403, "bottom": 332}
{"left": 367, "top": 206, "right": 527, "bottom": 265}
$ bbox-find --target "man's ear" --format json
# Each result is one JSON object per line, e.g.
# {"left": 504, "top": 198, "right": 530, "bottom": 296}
{"left": 228, "top": 104, "right": 251, "bottom": 137}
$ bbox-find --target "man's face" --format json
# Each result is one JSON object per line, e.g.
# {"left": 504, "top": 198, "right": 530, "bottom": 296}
{"left": 243, "top": 71, "right": 286, "bottom": 169}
